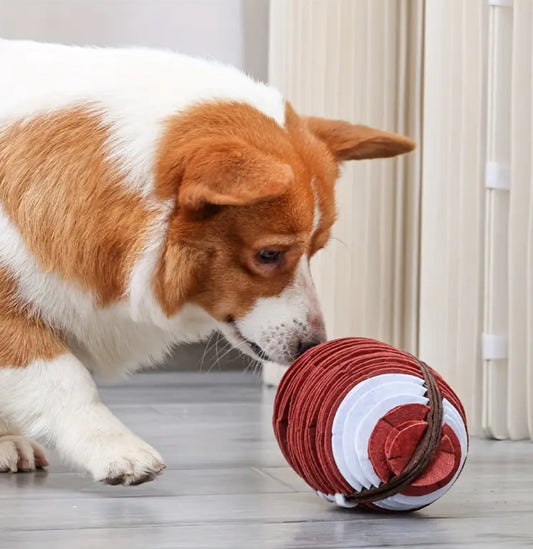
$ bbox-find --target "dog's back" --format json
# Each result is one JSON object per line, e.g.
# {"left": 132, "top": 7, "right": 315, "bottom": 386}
{"left": 0, "top": 38, "right": 285, "bottom": 135}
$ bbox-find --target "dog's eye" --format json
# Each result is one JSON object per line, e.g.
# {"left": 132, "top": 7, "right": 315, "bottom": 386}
{"left": 257, "top": 249, "right": 283, "bottom": 265}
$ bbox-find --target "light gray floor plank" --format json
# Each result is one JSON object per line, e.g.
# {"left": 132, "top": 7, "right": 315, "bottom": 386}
{"left": 0, "top": 372, "right": 532, "bottom": 548}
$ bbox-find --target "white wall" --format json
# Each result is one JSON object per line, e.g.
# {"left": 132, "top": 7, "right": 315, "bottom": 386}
{"left": 0, "top": 0, "right": 269, "bottom": 80}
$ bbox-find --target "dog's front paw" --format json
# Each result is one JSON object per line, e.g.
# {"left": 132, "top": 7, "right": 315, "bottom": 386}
{"left": 89, "top": 437, "right": 165, "bottom": 486}
{"left": 0, "top": 435, "right": 49, "bottom": 473}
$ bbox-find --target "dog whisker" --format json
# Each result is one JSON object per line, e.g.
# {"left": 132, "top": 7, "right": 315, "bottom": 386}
{"left": 199, "top": 331, "right": 217, "bottom": 372}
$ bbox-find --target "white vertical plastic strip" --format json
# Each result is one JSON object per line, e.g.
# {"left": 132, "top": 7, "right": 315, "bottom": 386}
{"left": 419, "top": 0, "right": 487, "bottom": 434}
{"left": 483, "top": 0, "right": 513, "bottom": 439}
{"left": 508, "top": 0, "right": 532, "bottom": 439}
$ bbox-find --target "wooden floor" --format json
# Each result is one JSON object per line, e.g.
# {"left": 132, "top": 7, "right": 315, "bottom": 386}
{"left": 1, "top": 372, "right": 532, "bottom": 548}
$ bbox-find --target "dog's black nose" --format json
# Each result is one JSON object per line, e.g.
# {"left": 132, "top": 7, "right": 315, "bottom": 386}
{"left": 296, "top": 339, "right": 323, "bottom": 358}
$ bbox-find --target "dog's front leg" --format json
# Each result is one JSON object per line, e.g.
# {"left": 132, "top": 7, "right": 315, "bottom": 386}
{"left": 0, "top": 417, "right": 49, "bottom": 472}
{"left": 0, "top": 355, "right": 165, "bottom": 485}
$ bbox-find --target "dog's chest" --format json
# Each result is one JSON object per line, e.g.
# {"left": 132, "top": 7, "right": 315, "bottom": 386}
{"left": 67, "top": 302, "right": 216, "bottom": 378}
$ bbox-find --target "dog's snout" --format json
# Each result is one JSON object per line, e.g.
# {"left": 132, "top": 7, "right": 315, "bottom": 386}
{"left": 296, "top": 339, "right": 323, "bottom": 359}
{"left": 308, "top": 313, "right": 325, "bottom": 332}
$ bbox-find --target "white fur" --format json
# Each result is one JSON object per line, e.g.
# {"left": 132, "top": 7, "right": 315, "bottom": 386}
{"left": 311, "top": 178, "right": 322, "bottom": 234}
{"left": 127, "top": 198, "right": 174, "bottom": 326}
{"left": 0, "top": 356, "right": 164, "bottom": 483}
{"left": 223, "top": 259, "right": 326, "bottom": 364}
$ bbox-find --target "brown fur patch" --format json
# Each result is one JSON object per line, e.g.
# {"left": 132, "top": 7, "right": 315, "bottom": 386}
{"left": 0, "top": 106, "right": 153, "bottom": 305}
{"left": 153, "top": 101, "right": 340, "bottom": 319}
{"left": 0, "top": 268, "right": 66, "bottom": 367}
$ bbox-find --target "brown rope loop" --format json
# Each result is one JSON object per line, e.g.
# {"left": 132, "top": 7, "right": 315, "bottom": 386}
{"left": 347, "top": 359, "right": 443, "bottom": 504}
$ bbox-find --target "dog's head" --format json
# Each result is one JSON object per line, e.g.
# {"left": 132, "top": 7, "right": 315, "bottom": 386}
{"left": 154, "top": 102, "right": 414, "bottom": 364}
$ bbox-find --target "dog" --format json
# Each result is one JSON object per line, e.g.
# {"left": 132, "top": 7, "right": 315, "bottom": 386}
{"left": 0, "top": 39, "right": 414, "bottom": 485}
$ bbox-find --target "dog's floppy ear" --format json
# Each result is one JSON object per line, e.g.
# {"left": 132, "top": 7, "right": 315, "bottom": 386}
{"left": 177, "top": 137, "right": 293, "bottom": 209}
{"left": 305, "top": 117, "right": 415, "bottom": 162}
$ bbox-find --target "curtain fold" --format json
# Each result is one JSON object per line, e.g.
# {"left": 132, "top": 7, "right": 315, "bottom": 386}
{"left": 416, "top": 0, "right": 488, "bottom": 435}
{"left": 508, "top": 0, "right": 533, "bottom": 439}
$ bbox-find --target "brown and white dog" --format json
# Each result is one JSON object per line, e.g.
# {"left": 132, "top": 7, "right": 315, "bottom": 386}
{"left": 0, "top": 39, "right": 414, "bottom": 485}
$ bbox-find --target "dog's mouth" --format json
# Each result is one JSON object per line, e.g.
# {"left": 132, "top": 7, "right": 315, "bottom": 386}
{"left": 225, "top": 321, "right": 273, "bottom": 363}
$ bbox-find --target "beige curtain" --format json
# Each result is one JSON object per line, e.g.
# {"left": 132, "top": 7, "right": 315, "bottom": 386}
{"left": 267, "top": 0, "right": 533, "bottom": 441}
{"left": 269, "top": 0, "right": 423, "bottom": 352}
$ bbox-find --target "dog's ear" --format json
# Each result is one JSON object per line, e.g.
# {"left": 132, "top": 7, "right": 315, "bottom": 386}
{"left": 304, "top": 117, "right": 415, "bottom": 162}
{"left": 177, "top": 137, "right": 293, "bottom": 209}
